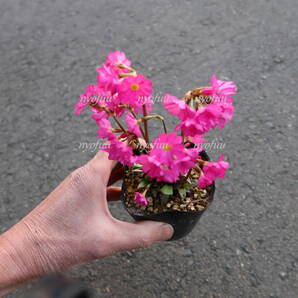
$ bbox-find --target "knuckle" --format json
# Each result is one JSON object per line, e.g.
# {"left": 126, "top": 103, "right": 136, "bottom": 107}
{"left": 69, "top": 168, "right": 84, "bottom": 187}
{"left": 68, "top": 166, "right": 90, "bottom": 193}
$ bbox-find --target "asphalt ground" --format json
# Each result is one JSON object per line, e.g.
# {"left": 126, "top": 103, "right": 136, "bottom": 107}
{"left": 0, "top": 0, "right": 297, "bottom": 297}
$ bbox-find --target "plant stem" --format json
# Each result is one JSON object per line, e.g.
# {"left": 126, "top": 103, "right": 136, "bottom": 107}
{"left": 118, "top": 104, "right": 148, "bottom": 142}
{"left": 196, "top": 159, "right": 208, "bottom": 166}
{"left": 160, "top": 118, "right": 167, "bottom": 134}
{"left": 141, "top": 114, "right": 167, "bottom": 134}
{"left": 118, "top": 63, "right": 137, "bottom": 78}
{"left": 88, "top": 101, "right": 112, "bottom": 115}
{"left": 194, "top": 166, "right": 203, "bottom": 176}
{"left": 130, "top": 111, "right": 147, "bottom": 141}
{"left": 142, "top": 183, "right": 152, "bottom": 196}
{"left": 88, "top": 101, "right": 127, "bottom": 135}
{"left": 112, "top": 115, "right": 126, "bottom": 133}
{"left": 181, "top": 130, "right": 185, "bottom": 144}
{"left": 185, "top": 169, "right": 192, "bottom": 181}
{"left": 142, "top": 105, "right": 149, "bottom": 144}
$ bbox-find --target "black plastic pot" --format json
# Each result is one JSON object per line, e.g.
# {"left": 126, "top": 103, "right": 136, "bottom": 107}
{"left": 120, "top": 150, "right": 215, "bottom": 241}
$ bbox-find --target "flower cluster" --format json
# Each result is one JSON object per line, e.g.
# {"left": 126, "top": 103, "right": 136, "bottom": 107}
{"left": 136, "top": 133, "right": 201, "bottom": 183}
{"left": 76, "top": 51, "right": 152, "bottom": 118}
{"left": 163, "top": 74, "right": 236, "bottom": 136}
{"left": 75, "top": 51, "right": 236, "bottom": 206}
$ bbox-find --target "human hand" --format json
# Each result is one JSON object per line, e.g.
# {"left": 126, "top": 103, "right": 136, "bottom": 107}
{"left": 0, "top": 151, "right": 173, "bottom": 295}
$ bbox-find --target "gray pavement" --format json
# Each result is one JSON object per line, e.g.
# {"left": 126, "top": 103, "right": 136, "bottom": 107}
{"left": 0, "top": 0, "right": 297, "bottom": 297}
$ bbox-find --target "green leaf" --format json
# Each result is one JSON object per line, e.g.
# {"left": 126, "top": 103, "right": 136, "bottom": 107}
{"left": 138, "top": 179, "right": 149, "bottom": 188}
{"left": 132, "top": 163, "right": 142, "bottom": 169}
{"left": 183, "top": 183, "right": 192, "bottom": 189}
{"left": 178, "top": 187, "right": 186, "bottom": 199}
{"left": 160, "top": 184, "right": 173, "bottom": 196}
{"left": 137, "top": 176, "right": 151, "bottom": 189}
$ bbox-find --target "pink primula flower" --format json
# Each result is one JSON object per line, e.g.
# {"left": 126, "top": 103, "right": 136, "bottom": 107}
{"left": 96, "top": 64, "right": 120, "bottom": 94}
{"left": 104, "top": 93, "right": 126, "bottom": 117}
{"left": 137, "top": 154, "right": 180, "bottom": 183}
{"left": 163, "top": 93, "right": 207, "bottom": 137}
{"left": 102, "top": 138, "right": 134, "bottom": 166}
{"left": 151, "top": 133, "right": 185, "bottom": 163}
{"left": 97, "top": 118, "right": 115, "bottom": 140}
{"left": 198, "top": 154, "right": 229, "bottom": 188}
{"left": 164, "top": 75, "right": 236, "bottom": 137}
{"left": 97, "top": 51, "right": 132, "bottom": 93}
{"left": 75, "top": 100, "right": 88, "bottom": 115}
{"left": 163, "top": 94, "right": 191, "bottom": 120}
{"left": 215, "top": 102, "right": 235, "bottom": 129}
{"left": 105, "top": 50, "right": 132, "bottom": 68}
{"left": 201, "top": 74, "right": 237, "bottom": 104}
{"left": 174, "top": 105, "right": 221, "bottom": 137}
{"left": 184, "top": 136, "right": 205, "bottom": 151}
{"left": 117, "top": 74, "right": 153, "bottom": 111}
{"left": 175, "top": 112, "right": 204, "bottom": 137}
{"left": 134, "top": 192, "right": 148, "bottom": 206}
{"left": 176, "top": 153, "right": 198, "bottom": 174}
{"left": 75, "top": 84, "right": 104, "bottom": 115}
{"left": 125, "top": 112, "right": 142, "bottom": 137}
{"left": 91, "top": 110, "right": 108, "bottom": 126}
{"left": 136, "top": 133, "right": 199, "bottom": 183}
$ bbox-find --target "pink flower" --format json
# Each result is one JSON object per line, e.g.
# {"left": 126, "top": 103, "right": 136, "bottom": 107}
{"left": 91, "top": 110, "right": 108, "bottom": 126}
{"left": 104, "top": 93, "right": 126, "bottom": 117}
{"left": 97, "top": 51, "right": 132, "bottom": 94}
{"left": 96, "top": 64, "right": 120, "bottom": 93}
{"left": 105, "top": 51, "right": 131, "bottom": 68}
{"left": 175, "top": 103, "right": 233, "bottom": 136}
{"left": 102, "top": 138, "right": 134, "bottom": 166}
{"left": 117, "top": 74, "right": 153, "bottom": 111}
{"left": 134, "top": 192, "right": 148, "bottom": 206}
{"left": 175, "top": 111, "right": 204, "bottom": 137}
{"left": 174, "top": 104, "right": 220, "bottom": 137}
{"left": 199, "top": 75, "right": 236, "bottom": 130}
{"left": 176, "top": 152, "right": 198, "bottom": 174}
{"left": 163, "top": 93, "right": 218, "bottom": 137}
{"left": 75, "top": 84, "right": 103, "bottom": 115}
{"left": 125, "top": 112, "right": 142, "bottom": 137}
{"left": 195, "top": 103, "right": 222, "bottom": 130}
{"left": 151, "top": 133, "right": 185, "bottom": 163}
{"left": 97, "top": 119, "right": 115, "bottom": 140}
{"left": 75, "top": 100, "right": 88, "bottom": 115}
{"left": 215, "top": 102, "right": 234, "bottom": 129}
{"left": 164, "top": 76, "right": 236, "bottom": 137}
{"left": 201, "top": 74, "right": 237, "bottom": 104}
{"left": 137, "top": 154, "right": 180, "bottom": 183}
{"left": 185, "top": 136, "right": 205, "bottom": 151}
{"left": 136, "top": 133, "right": 199, "bottom": 183}
{"left": 163, "top": 94, "right": 191, "bottom": 120}
{"left": 198, "top": 154, "right": 229, "bottom": 188}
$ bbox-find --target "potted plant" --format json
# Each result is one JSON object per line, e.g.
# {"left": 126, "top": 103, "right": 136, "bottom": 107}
{"left": 75, "top": 51, "right": 237, "bottom": 240}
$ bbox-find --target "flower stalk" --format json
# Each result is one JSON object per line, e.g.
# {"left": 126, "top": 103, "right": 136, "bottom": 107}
{"left": 142, "top": 105, "right": 149, "bottom": 144}
{"left": 140, "top": 114, "right": 167, "bottom": 134}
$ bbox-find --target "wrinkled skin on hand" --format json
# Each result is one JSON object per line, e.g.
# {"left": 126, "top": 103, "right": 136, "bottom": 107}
{"left": 1, "top": 151, "right": 173, "bottom": 283}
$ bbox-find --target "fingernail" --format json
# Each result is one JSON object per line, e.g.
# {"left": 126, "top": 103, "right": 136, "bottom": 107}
{"left": 160, "top": 223, "right": 174, "bottom": 240}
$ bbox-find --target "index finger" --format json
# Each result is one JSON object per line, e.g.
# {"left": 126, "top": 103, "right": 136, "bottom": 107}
{"left": 108, "top": 162, "right": 124, "bottom": 186}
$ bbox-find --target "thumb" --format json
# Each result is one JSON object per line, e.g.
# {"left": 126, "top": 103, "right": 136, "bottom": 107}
{"left": 89, "top": 149, "right": 117, "bottom": 185}
{"left": 115, "top": 220, "right": 174, "bottom": 251}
